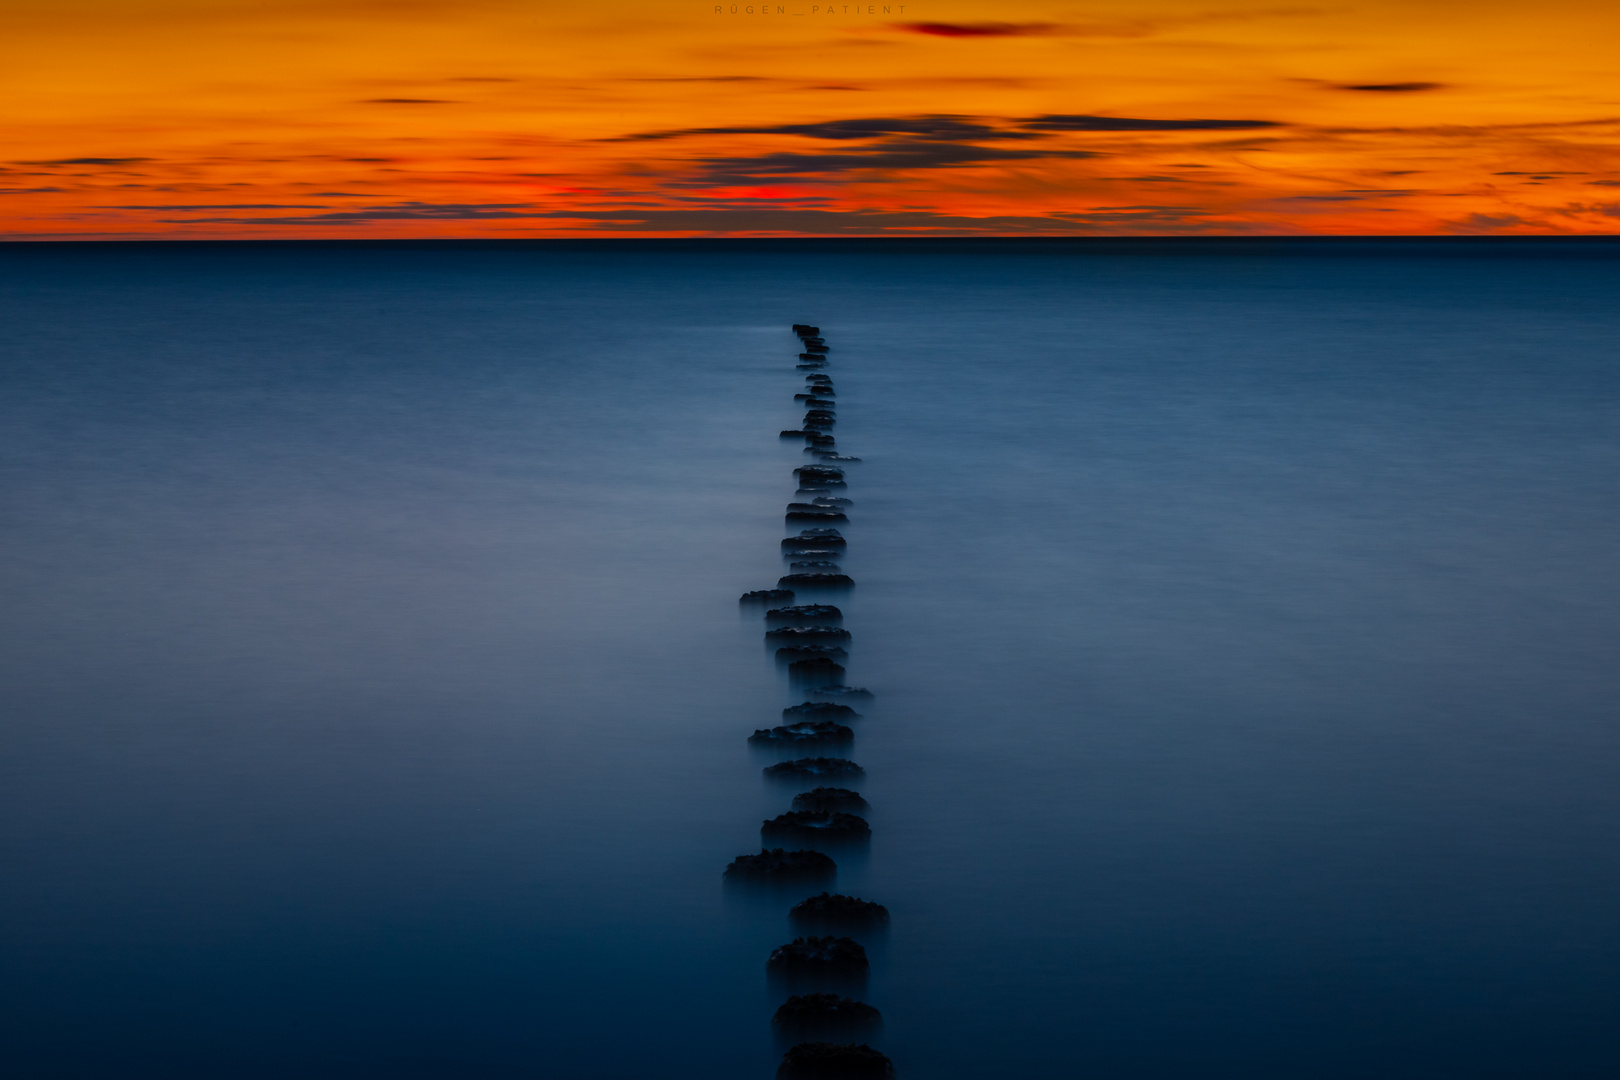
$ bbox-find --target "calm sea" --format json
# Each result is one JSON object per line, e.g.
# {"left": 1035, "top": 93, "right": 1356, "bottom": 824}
{"left": 1, "top": 239, "right": 1618, "bottom": 1079}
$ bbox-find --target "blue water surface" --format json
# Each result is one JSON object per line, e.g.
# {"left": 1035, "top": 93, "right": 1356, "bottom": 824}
{"left": 1, "top": 239, "right": 1618, "bottom": 1079}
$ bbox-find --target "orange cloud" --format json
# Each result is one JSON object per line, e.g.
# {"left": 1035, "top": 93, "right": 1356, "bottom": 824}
{"left": 0, "top": 0, "right": 1617, "bottom": 236}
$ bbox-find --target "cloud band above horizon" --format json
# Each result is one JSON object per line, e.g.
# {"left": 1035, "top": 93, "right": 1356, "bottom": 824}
{"left": 1, "top": 0, "right": 1618, "bottom": 237}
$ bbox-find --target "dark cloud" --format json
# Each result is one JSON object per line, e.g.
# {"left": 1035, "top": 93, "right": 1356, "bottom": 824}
{"left": 1454, "top": 213, "right": 1527, "bottom": 232}
{"left": 617, "top": 115, "right": 1037, "bottom": 142}
{"left": 158, "top": 202, "right": 538, "bottom": 224}
{"left": 21, "top": 157, "right": 150, "bottom": 166}
{"left": 1022, "top": 115, "right": 1280, "bottom": 131}
{"left": 1563, "top": 202, "right": 1620, "bottom": 218}
{"left": 894, "top": 22, "right": 1059, "bottom": 37}
{"left": 0, "top": 186, "right": 65, "bottom": 194}
{"left": 1051, "top": 205, "right": 1213, "bottom": 226}
{"left": 609, "top": 110, "right": 1287, "bottom": 190}
{"left": 307, "top": 191, "right": 378, "bottom": 196}
{"left": 617, "top": 112, "right": 1280, "bottom": 143}
{"left": 667, "top": 190, "right": 835, "bottom": 205}
{"left": 609, "top": 111, "right": 1276, "bottom": 145}
{"left": 688, "top": 140, "right": 1097, "bottom": 184}
{"left": 1590, "top": 180, "right": 1620, "bottom": 187}
{"left": 1339, "top": 82, "right": 1442, "bottom": 92}
{"left": 627, "top": 76, "right": 768, "bottom": 83}
{"left": 1273, "top": 189, "right": 1417, "bottom": 202}
{"left": 116, "top": 204, "right": 331, "bottom": 211}
{"left": 530, "top": 205, "right": 1213, "bottom": 234}
{"left": 362, "top": 98, "right": 457, "bottom": 105}
{"left": 447, "top": 77, "right": 516, "bottom": 83}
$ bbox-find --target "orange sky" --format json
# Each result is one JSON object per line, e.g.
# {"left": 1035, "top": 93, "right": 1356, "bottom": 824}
{"left": 3, "top": 0, "right": 1619, "bottom": 236}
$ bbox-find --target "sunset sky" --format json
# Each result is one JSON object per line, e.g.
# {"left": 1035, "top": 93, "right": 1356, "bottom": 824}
{"left": 3, "top": 0, "right": 1619, "bottom": 236}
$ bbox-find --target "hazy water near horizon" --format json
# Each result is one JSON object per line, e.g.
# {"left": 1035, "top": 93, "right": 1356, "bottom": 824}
{"left": 1, "top": 240, "right": 1618, "bottom": 1079}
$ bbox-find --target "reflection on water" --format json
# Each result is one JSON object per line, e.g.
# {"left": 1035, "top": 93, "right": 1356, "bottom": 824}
{"left": 1, "top": 241, "right": 1619, "bottom": 1079}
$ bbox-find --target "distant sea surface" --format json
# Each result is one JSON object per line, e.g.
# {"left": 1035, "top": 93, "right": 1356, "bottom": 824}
{"left": 2, "top": 239, "right": 1618, "bottom": 1080}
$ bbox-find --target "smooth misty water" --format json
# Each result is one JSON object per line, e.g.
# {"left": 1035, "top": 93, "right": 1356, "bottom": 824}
{"left": 1, "top": 240, "right": 1618, "bottom": 1080}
